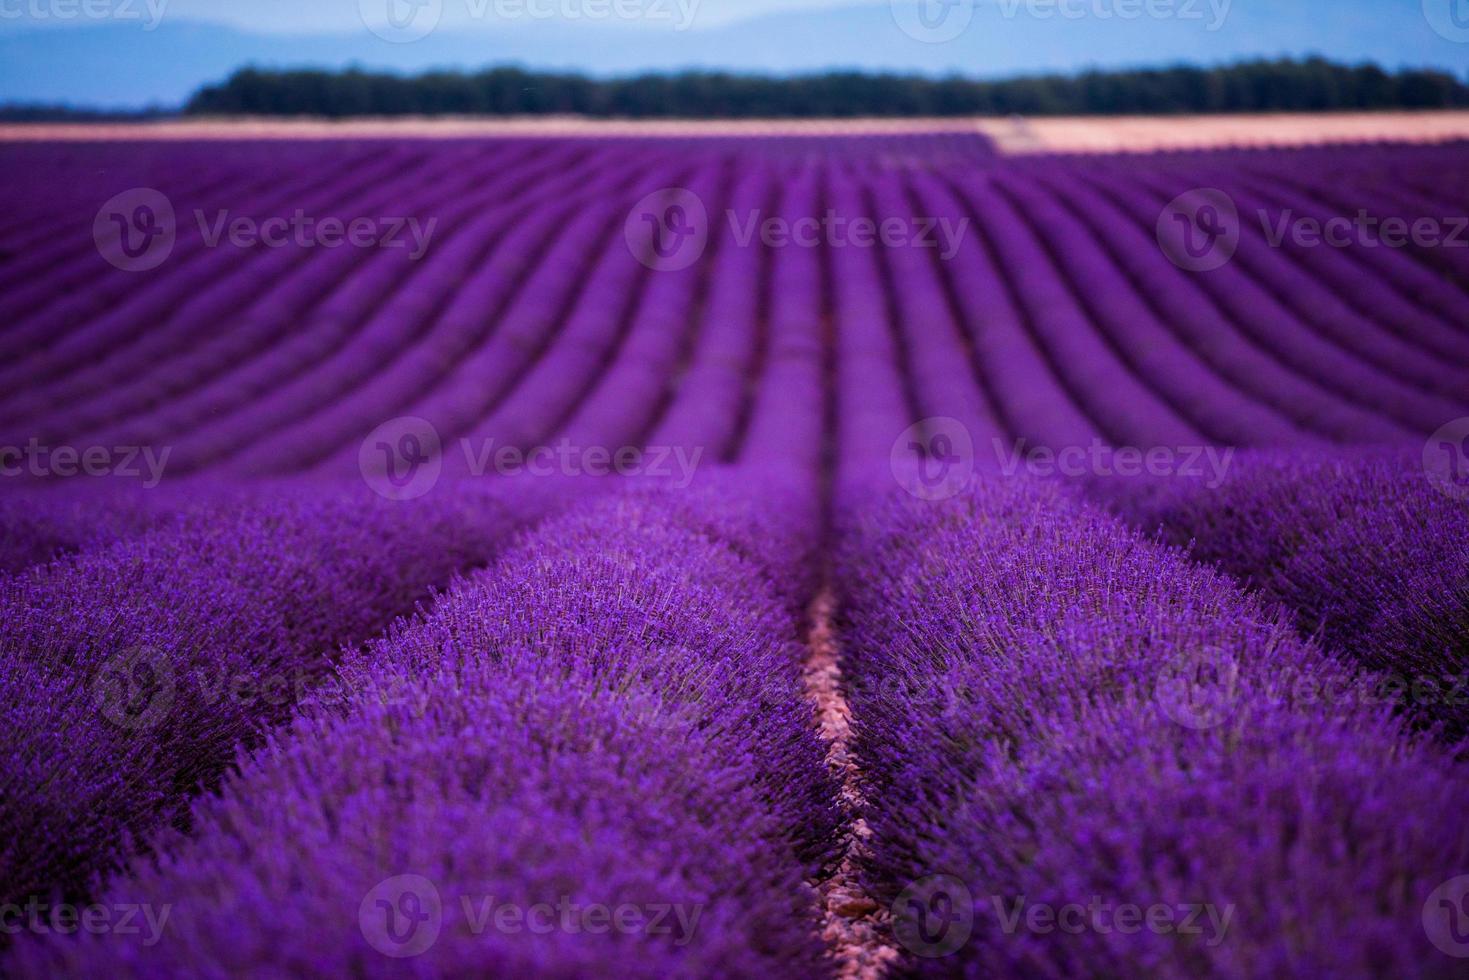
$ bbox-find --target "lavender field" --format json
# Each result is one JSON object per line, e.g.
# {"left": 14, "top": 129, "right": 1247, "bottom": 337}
{"left": 1, "top": 129, "right": 1468, "bottom": 978}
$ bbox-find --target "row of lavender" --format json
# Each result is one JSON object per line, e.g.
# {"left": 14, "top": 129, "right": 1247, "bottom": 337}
{"left": 0, "top": 180, "right": 837, "bottom": 969}
{"left": 1088, "top": 449, "right": 1469, "bottom": 734}
{"left": 2, "top": 334, "right": 1469, "bottom": 975}
{"left": 2, "top": 139, "right": 1468, "bottom": 491}
{"left": 837, "top": 475, "right": 1469, "bottom": 976}
{"left": 0, "top": 479, "right": 576, "bottom": 914}
{"left": 5, "top": 474, "right": 844, "bottom": 976}
{"left": 818, "top": 194, "right": 1469, "bottom": 970}
{"left": 5, "top": 458, "right": 1465, "bottom": 975}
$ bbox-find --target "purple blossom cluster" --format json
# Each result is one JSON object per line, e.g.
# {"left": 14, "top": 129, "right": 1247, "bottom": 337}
{"left": 835, "top": 479, "right": 1469, "bottom": 977}
{"left": 0, "top": 487, "right": 167, "bottom": 575}
{"left": 0, "top": 480, "right": 559, "bottom": 916}
{"left": 9, "top": 479, "right": 839, "bottom": 977}
{"left": 1089, "top": 449, "right": 1469, "bottom": 732}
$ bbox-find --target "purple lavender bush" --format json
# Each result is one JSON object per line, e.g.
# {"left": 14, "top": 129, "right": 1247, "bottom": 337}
{"left": 0, "top": 488, "right": 166, "bottom": 575}
{"left": 0, "top": 481, "right": 554, "bottom": 914}
{"left": 836, "top": 479, "right": 1469, "bottom": 977}
{"left": 8, "top": 479, "right": 839, "bottom": 977}
{"left": 1089, "top": 449, "right": 1469, "bottom": 733}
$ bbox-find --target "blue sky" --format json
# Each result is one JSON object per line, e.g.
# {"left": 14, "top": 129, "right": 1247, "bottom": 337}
{"left": 2, "top": 0, "right": 852, "bottom": 33}
{"left": 3, "top": 0, "right": 1467, "bottom": 107}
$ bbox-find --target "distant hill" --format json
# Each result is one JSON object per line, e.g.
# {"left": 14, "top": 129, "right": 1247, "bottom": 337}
{"left": 180, "top": 61, "right": 1469, "bottom": 118}
{"left": 2, "top": 0, "right": 1466, "bottom": 109}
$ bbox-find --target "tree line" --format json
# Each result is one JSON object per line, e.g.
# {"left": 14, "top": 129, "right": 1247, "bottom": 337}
{"left": 181, "top": 59, "right": 1469, "bottom": 118}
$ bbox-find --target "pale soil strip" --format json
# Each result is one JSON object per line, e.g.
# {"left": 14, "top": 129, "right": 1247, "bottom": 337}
{"left": 7, "top": 112, "right": 1469, "bottom": 151}
{"left": 978, "top": 110, "right": 1469, "bottom": 154}
{"left": 803, "top": 587, "right": 901, "bottom": 980}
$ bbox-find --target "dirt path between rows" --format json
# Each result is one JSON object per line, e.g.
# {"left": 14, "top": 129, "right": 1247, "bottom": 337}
{"left": 803, "top": 587, "right": 900, "bottom": 979}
